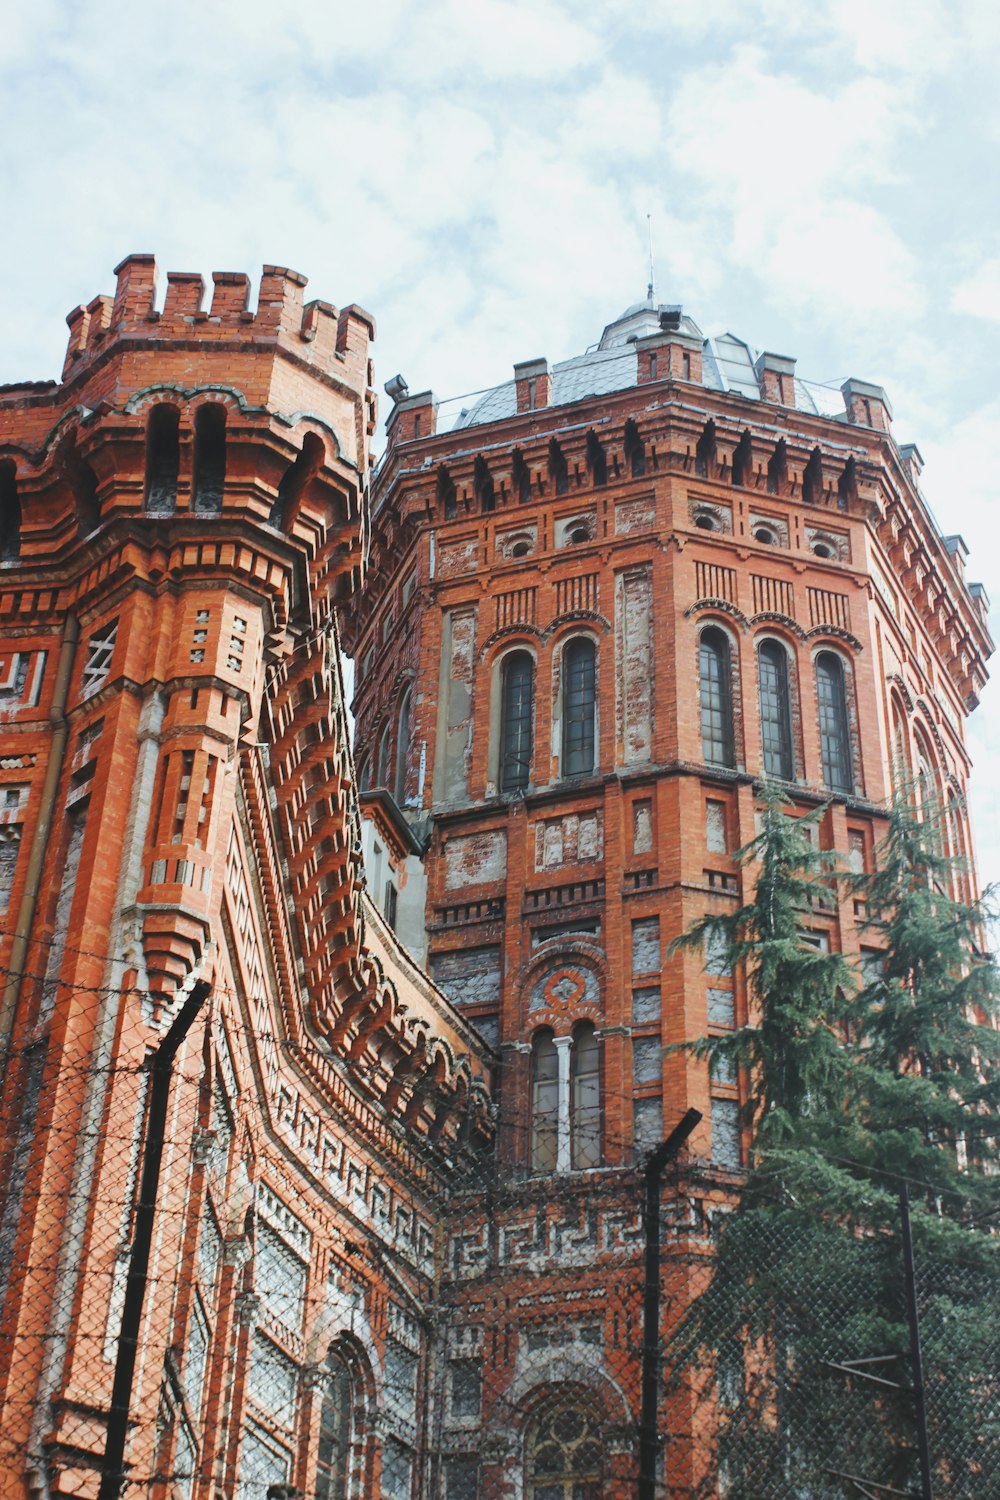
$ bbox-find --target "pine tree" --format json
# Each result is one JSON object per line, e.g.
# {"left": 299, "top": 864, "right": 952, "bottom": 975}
{"left": 664, "top": 783, "right": 1000, "bottom": 1498}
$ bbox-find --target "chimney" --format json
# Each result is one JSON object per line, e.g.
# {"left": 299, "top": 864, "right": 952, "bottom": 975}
{"left": 636, "top": 331, "right": 702, "bottom": 384}
{"left": 754, "top": 351, "right": 797, "bottom": 406}
{"left": 514, "top": 358, "right": 550, "bottom": 413}
{"left": 842, "top": 378, "right": 893, "bottom": 432}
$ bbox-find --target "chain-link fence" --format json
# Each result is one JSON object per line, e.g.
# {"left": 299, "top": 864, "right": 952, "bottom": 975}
{"left": 1, "top": 1008, "right": 998, "bottom": 1499}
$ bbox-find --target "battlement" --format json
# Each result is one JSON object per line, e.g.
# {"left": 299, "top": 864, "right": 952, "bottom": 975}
{"left": 62, "top": 254, "right": 376, "bottom": 382}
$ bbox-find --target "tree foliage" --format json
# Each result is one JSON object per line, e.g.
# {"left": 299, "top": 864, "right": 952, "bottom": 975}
{"left": 665, "top": 783, "right": 1000, "bottom": 1498}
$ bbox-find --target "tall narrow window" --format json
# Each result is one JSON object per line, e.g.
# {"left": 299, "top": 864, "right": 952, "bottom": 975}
{"left": 562, "top": 638, "right": 596, "bottom": 777}
{"left": 890, "top": 696, "right": 909, "bottom": 791}
{"left": 571, "top": 1023, "right": 601, "bottom": 1169}
{"left": 696, "top": 419, "right": 717, "bottom": 478}
{"left": 438, "top": 465, "right": 458, "bottom": 520}
{"left": 548, "top": 438, "right": 569, "bottom": 496}
{"left": 144, "top": 404, "right": 180, "bottom": 513}
{"left": 767, "top": 438, "right": 789, "bottom": 496}
{"left": 315, "top": 1353, "right": 352, "bottom": 1500}
{"left": 699, "top": 628, "right": 734, "bottom": 768}
{"left": 624, "top": 418, "right": 645, "bottom": 477}
{"left": 270, "top": 431, "right": 323, "bottom": 531}
{"left": 802, "top": 446, "right": 823, "bottom": 507}
{"left": 816, "top": 652, "right": 852, "bottom": 792}
{"left": 513, "top": 448, "right": 532, "bottom": 504}
{"left": 758, "top": 640, "right": 793, "bottom": 780}
{"left": 732, "top": 430, "right": 753, "bottom": 488}
{"left": 395, "top": 688, "right": 412, "bottom": 803}
{"left": 586, "top": 430, "right": 607, "bottom": 487}
{"left": 0, "top": 460, "right": 22, "bottom": 561}
{"left": 375, "top": 723, "right": 391, "bottom": 789}
{"left": 193, "top": 404, "right": 226, "bottom": 513}
{"left": 474, "top": 455, "right": 495, "bottom": 513}
{"left": 531, "top": 1031, "right": 559, "bottom": 1172}
{"left": 499, "top": 652, "right": 533, "bottom": 793}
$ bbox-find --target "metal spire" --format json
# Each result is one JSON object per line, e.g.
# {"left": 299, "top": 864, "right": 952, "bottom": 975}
{"left": 646, "top": 214, "right": 656, "bottom": 304}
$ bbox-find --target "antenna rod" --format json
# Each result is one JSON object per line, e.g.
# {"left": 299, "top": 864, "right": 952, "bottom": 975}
{"left": 647, "top": 214, "right": 656, "bottom": 303}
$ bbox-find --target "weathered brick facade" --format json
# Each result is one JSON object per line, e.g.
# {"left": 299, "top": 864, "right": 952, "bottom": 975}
{"left": 0, "top": 258, "right": 492, "bottom": 1500}
{"left": 344, "top": 300, "right": 994, "bottom": 1495}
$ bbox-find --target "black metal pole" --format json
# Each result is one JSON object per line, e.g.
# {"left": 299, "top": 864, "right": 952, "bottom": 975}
{"left": 638, "top": 1108, "right": 702, "bottom": 1500}
{"left": 899, "top": 1182, "right": 934, "bottom": 1500}
{"left": 98, "top": 981, "right": 210, "bottom": 1500}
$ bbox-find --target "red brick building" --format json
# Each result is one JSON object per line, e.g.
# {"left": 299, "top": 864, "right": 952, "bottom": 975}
{"left": 0, "top": 257, "right": 493, "bottom": 1500}
{"left": 0, "top": 263, "right": 992, "bottom": 1500}
{"left": 345, "top": 297, "right": 993, "bottom": 1496}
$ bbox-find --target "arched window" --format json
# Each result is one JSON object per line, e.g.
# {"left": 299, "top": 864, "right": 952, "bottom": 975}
{"left": 699, "top": 628, "right": 734, "bottom": 768}
{"left": 531, "top": 1031, "right": 559, "bottom": 1173}
{"left": 394, "top": 688, "right": 412, "bottom": 803}
{"left": 500, "top": 652, "right": 534, "bottom": 793}
{"left": 356, "top": 756, "right": 370, "bottom": 794}
{"left": 549, "top": 439, "right": 569, "bottom": 496}
{"left": 315, "top": 1351, "right": 353, "bottom": 1500}
{"left": 586, "top": 430, "right": 607, "bottom": 487}
{"left": 144, "top": 404, "right": 179, "bottom": 513}
{"left": 193, "top": 403, "right": 226, "bottom": 513}
{"left": 526, "top": 1400, "right": 603, "bottom": 1499}
{"left": 271, "top": 431, "right": 324, "bottom": 531}
{"left": 571, "top": 1023, "right": 600, "bottom": 1170}
{"left": 624, "top": 418, "right": 645, "bottom": 478}
{"left": 375, "top": 723, "right": 392, "bottom": 789}
{"left": 0, "top": 460, "right": 21, "bottom": 562}
{"left": 816, "top": 652, "right": 852, "bottom": 792}
{"left": 758, "top": 640, "right": 793, "bottom": 780}
{"left": 562, "top": 639, "right": 596, "bottom": 777}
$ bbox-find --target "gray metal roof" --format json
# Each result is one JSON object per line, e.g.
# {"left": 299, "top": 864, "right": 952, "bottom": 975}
{"left": 451, "top": 300, "right": 850, "bottom": 431}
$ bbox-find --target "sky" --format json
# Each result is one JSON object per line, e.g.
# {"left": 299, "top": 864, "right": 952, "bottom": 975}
{"left": 1, "top": 0, "right": 998, "bottom": 888}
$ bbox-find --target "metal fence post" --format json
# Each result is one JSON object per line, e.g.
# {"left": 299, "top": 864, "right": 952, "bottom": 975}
{"left": 638, "top": 1108, "right": 701, "bottom": 1500}
{"left": 899, "top": 1181, "right": 934, "bottom": 1500}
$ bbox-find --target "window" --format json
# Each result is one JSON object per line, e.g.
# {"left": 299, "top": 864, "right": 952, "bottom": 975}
{"left": 513, "top": 448, "right": 532, "bottom": 504}
{"left": 474, "top": 455, "right": 495, "bottom": 513}
{"left": 0, "top": 460, "right": 21, "bottom": 561}
{"left": 757, "top": 640, "right": 793, "bottom": 780}
{"left": 500, "top": 652, "right": 533, "bottom": 793}
{"left": 193, "top": 403, "right": 226, "bottom": 513}
{"left": 561, "top": 638, "right": 596, "bottom": 777}
{"left": 376, "top": 723, "right": 392, "bottom": 789}
{"left": 624, "top": 418, "right": 645, "bottom": 478}
{"left": 526, "top": 1401, "right": 603, "bottom": 1500}
{"left": 438, "top": 464, "right": 457, "bottom": 520}
{"left": 586, "top": 430, "right": 607, "bottom": 487}
{"left": 549, "top": 438, "right": 569, "bottom": 496}
{"left": 144, "top": 404, "right": 179, "bottom": 513}
{"left": 699, "top": 628, "right": 734, "bottom": 768}
{"left": 395, "top": 688, "right": 411, "bottom": 803}
{"left": 449, "top": 1359, "right": 483, "bottom": 1420}
{"left": 531, "top": 1031, "right": 559, "bottom": 1173}
{"left": 315, "top": 1352, "right": 353, "bottom": 1500}
{"left": 571, "top": 1023, "right": 600, "bottom": 1170}
{"left": 532, "top": 1026, "right": 602, "bottom": 1174}
{"left": 816, "top": 652, "right": 852, "bottom": 792}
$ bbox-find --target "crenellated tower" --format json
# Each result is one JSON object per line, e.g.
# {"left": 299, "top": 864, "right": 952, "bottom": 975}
{"left": 0, "top": 258, "right": 491, "bottom": 1500}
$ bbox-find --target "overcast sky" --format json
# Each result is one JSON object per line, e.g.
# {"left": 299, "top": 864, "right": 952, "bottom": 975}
{"left": 2, "top": 0, "right": 998, "bottom": 888}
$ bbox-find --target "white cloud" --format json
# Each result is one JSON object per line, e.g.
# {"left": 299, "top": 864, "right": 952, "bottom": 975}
{"left": 951, "top": 258, "right": 1000, "bottom": 323}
